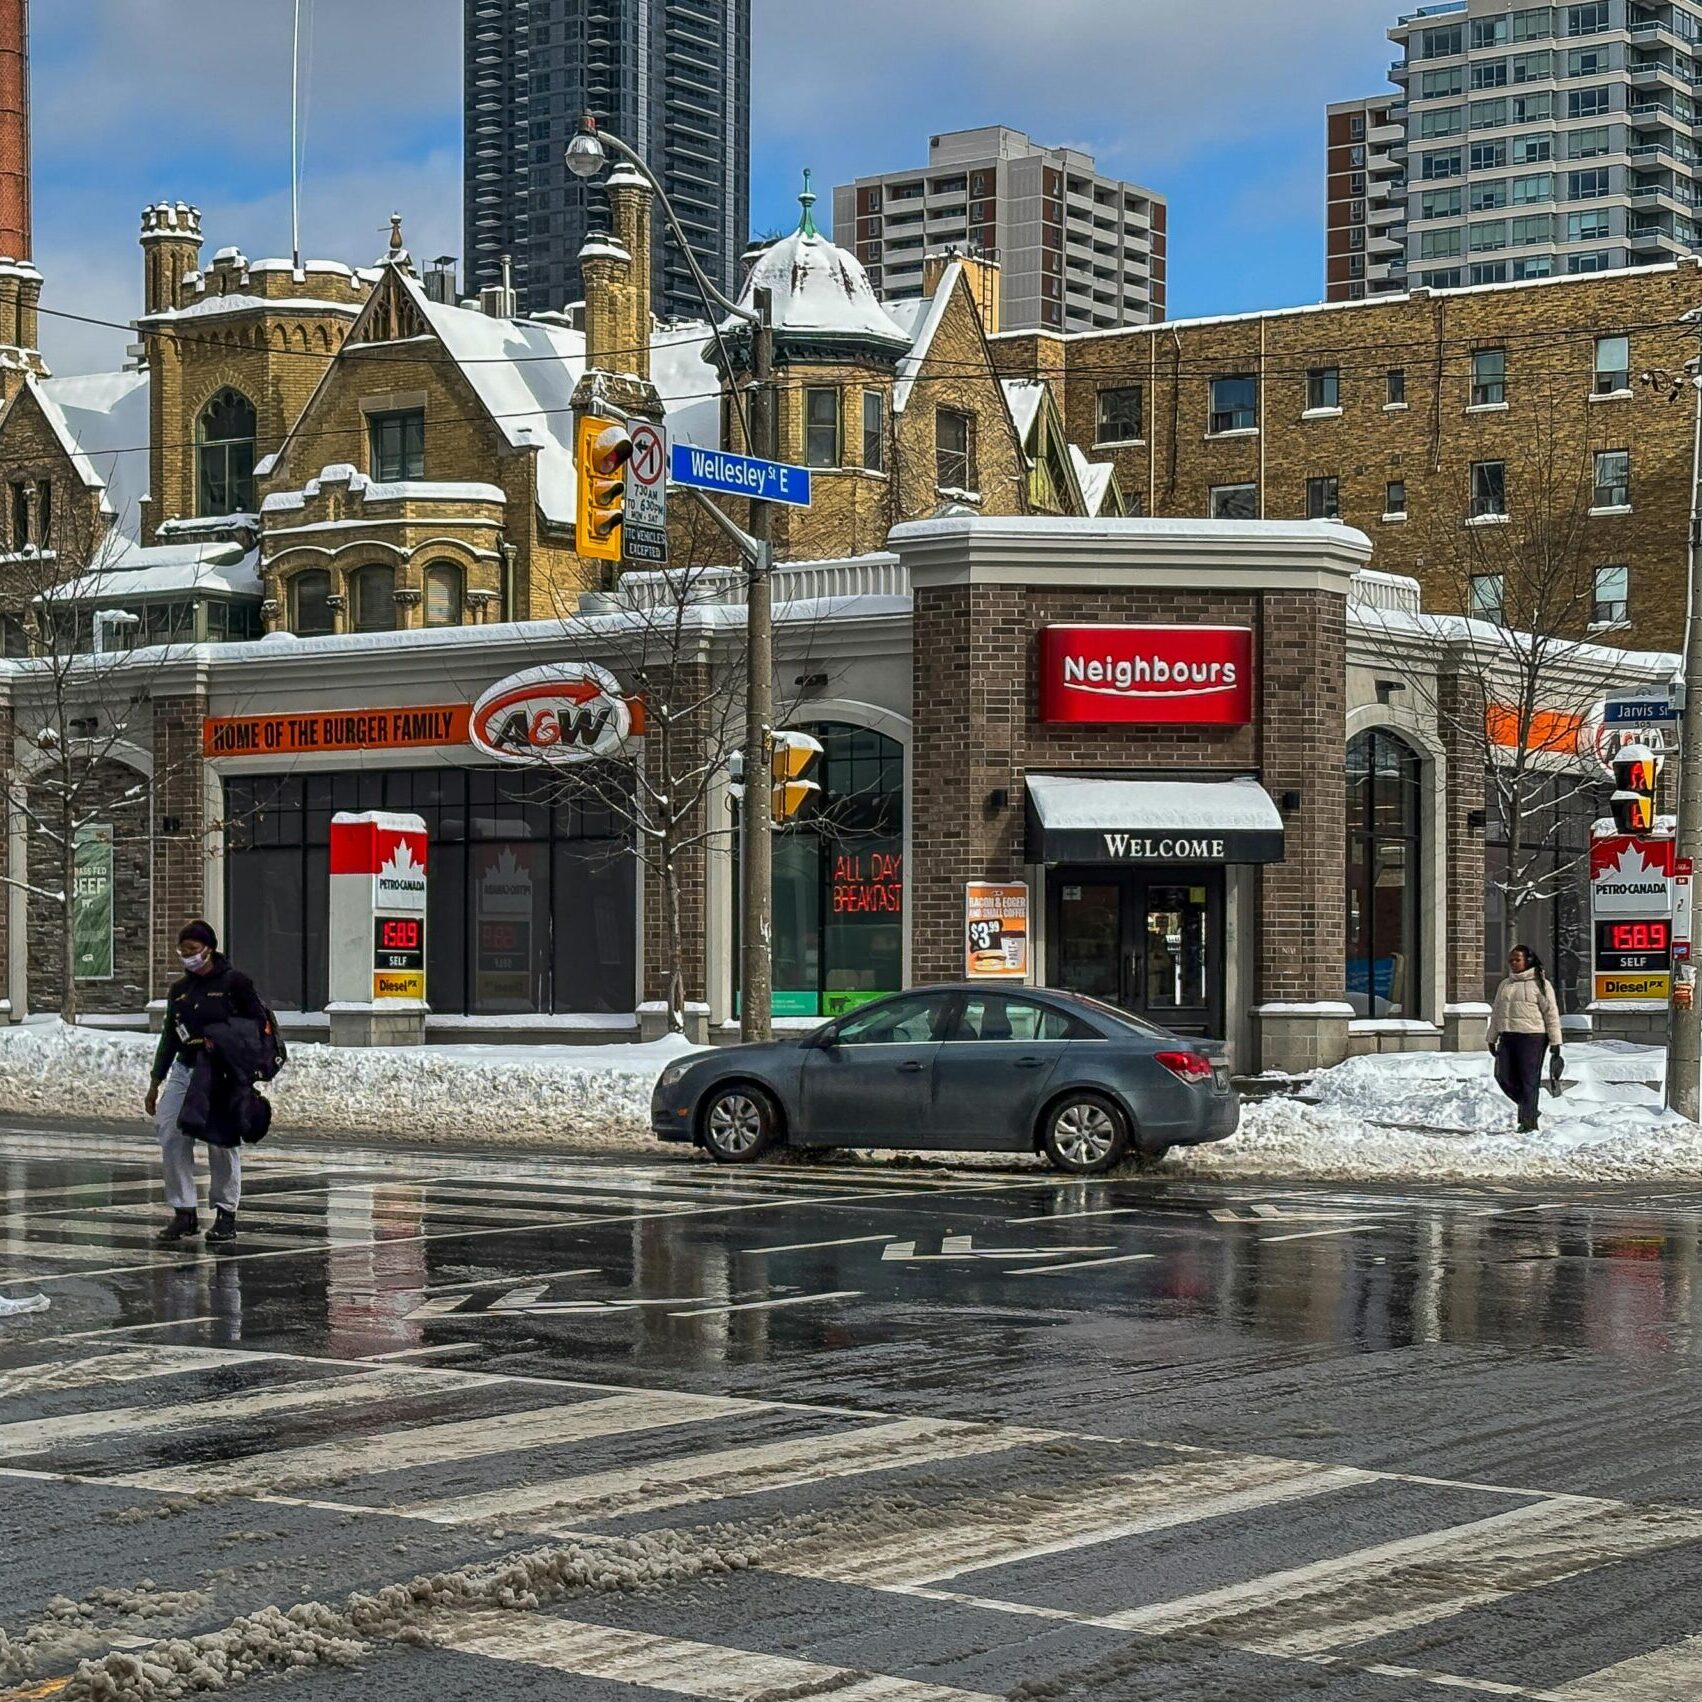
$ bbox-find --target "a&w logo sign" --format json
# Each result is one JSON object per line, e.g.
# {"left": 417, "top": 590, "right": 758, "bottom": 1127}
{"left": 470, "top": 663, "right": 634, "bottom": 766}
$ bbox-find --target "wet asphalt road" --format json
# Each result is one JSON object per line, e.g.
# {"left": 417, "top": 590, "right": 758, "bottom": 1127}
{"left": 4, "top": 1123, "right": 1702, "bottom": 1698}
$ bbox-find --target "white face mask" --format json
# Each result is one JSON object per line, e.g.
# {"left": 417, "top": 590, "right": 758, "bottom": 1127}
{"left": 180, "top": 949, "right": 211, "bottom": 973}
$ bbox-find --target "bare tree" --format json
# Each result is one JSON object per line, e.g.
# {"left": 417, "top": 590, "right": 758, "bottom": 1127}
{"left": 1361, "top": 377, "right": 1640, "bottom": 960}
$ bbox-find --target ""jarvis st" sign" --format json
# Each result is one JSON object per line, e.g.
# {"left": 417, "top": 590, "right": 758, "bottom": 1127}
{"left": 1039, "top": 625, "right": 1254, "bottom": 726}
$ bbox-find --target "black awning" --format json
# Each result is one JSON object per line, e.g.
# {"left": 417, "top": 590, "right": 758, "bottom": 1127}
{"left": 1026, "top": 775, "right": 1286, "bottom": 865}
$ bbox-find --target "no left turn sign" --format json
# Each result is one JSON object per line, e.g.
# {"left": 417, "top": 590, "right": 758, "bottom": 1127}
{"left": 624, "top": 420, "right": 669, "bottom": 565}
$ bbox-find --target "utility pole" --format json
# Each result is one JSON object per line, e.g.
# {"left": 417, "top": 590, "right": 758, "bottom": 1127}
{"left": 1668, "top": 327, "right": 1702, "bottom": 1119}
{"left": 741, "top": 289, "right": 775, "bottom": 1043}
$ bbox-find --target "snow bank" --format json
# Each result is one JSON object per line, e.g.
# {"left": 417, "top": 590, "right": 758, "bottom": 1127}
{"left": 1189, "top": 1042, "right": 1702, "bottom": 1185}
{"left": 0, "top": 1020, "right": 697, "bottom": 1150}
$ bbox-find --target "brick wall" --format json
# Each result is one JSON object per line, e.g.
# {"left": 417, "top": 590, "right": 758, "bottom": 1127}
{"left": 639, "top": 659, "right": 712, "bottom": 1007}
{"left": 151, "top": 691, "right": 207, "bottom": 996}
{"left": 1438, "top": 671, "right": 1488, "bottom": 1004}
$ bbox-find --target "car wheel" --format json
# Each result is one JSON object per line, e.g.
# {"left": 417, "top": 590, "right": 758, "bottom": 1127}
{"left": 701, "top": 1084, "right": 780, "bottom": 1163}
{"left": 1041, "top": 1093, "right": 1129, "bottom": 1176}
{"left": 1131, "top": 1144, "right": 1172, "bottom": 1171}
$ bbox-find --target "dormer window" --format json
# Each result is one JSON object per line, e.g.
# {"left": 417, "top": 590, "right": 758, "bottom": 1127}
{"left": 197, "top": 388, "right": 257, "bottom": 516}
{"left": 369, "top": 409, "right": 425, "bottom": 482}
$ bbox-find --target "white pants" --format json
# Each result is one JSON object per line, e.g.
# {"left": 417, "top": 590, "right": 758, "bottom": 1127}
{"left": 156, "top": 1059, "right": 241, "bottom": 1214}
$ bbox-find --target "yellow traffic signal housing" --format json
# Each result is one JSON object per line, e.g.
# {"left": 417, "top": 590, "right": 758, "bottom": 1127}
{"left": 772, "top": 731, "right": 823, "bottom": 825}
{"left": 1610, "top": 743, "right": 1659, "bottom": 835}
{"left": 577, "top": 415, "right": 631, "bottom": 563}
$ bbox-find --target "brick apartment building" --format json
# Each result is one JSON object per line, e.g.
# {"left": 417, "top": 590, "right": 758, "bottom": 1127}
{"left": 1326, "top": 95, "right": 1409, "bottom": 301}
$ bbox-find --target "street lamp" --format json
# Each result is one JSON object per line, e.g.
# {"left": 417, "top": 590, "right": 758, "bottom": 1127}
{"left": 566, "top": 113, "right": 780, "bottom": 1045}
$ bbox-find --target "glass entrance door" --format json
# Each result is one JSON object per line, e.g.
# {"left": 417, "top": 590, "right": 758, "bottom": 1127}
{"left": 1054, "top": 872, "right": 1221, "bottom": 1037}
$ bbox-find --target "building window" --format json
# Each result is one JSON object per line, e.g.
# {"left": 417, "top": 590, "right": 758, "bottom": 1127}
{"left": 1422, "top": 186, "right": 1464, "bottom": 219}
{"left": 1568, "top": 167, "right": 1611, "bottom": 200}
{"left": 1386, "top": 479, "right": 1408, "bottom": 517}
{"left": 351, "top": 564, "right": 397, "bottom": 633}
{"left": 1306, "top": 368, "right": 1340, "bottom": 412}
{"left": 1512, "top": 134, "right": 1554, "bottom": 165}
{"left": 1568, "top": 126, "right": 1611, "bottom": 160}
{"left": 1471, "top": 459, "right": 1507, "bottom": 518}
{"left": 196, "top": 388, "right": 258, "bottom": 517}
{"left": 1387, "top": 368, "right": 1407, "bottom": 406}
{"left": 1306, "top": 475, "right": 1340, "bottom": 519}
{"left": 1096, "top": 385, "right": 1143, "bottom": 443}
{"left": 1593, "top": 564, "right": 1629, "bottom": 624}
{"left": 863, "top": 391, "right": 884, "bottom": 472}
{"left": 424, "top": 562, "right": 464, "bottom": 627}
{"left": 1470, "top": 140, "right": 1508, "bottom": 172}
{"left": 1209, "top": 483, "right": 1258, "bottom": 520}
{"left": 1422, "top": 148, "right": 1464, "bottom": 180}
{"left": 1209, "top": 374, "right": 1258, "bottom": 434}
{"left": 804, "top": 387, "right": 840, "bottom": 469}
{"left": 1471, "top": 348, "right": 1507, "bottom": 406}
{"left": 1567, "top": 86, "right": 1610, "bottom": 119}
{"left": 1420, "top": 22, "right": 1464, "bottom": 57}
{"left": 368, "top": 409, "right": 425, "bottom": 482}
{"left": 1472, "top": 14, "right": 1509, "bottom": 47}
{"left": 1566, "top": 1, "right": 1609, "bottom": 34}
{"left": 1421, "top": 106, "right": 1465, "bottom": 138}
{"left": 1350, "top": 113, "right": 1367, "bottom": 140}
{"left": 1346, "top": 729, "right": 1423, "bottom": 1020}
{"left": 291, "top": 570, "right": 333, "bottom": 637}
{"left": 935, "top": 408, "right": 975, "bottom": 492}
{"left": 1470, "top": 571, "right": 1507, "bottom": 622}
{"left": 1594, "top": 334, "right": 1630, "bottom": 394}
{"left": 1594, "top": 448, "right": 1630, "bottom": 509}
{"left": 9, "top": 477, "right": 49, "bottom": 549}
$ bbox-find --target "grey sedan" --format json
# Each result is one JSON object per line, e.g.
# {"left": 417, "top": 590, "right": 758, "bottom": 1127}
{"left": 652, "top": 984, "right": 1238, "bottom": 1175}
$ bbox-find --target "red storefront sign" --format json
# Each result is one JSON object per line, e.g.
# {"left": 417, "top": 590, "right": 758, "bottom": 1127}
{"left": 1038, "top": 625, "right": 1254, "bottom": 726}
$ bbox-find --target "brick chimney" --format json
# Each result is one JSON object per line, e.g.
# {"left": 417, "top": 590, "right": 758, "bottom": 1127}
{"left": 0, "top": 0, "right": 28, "bottom": 264}
{"left": 605, "top": 162, "right": 653, "bottom": 379}
{"left": 924, "top": 247, "right": 1002, "bottom": 336}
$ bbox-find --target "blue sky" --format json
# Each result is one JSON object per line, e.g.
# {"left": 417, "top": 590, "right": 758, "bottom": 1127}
{"left": 30, "top": 0, "right": 1393, "bottom": 376}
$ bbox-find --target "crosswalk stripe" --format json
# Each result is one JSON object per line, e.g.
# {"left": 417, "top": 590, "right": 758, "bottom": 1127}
{"left": 0, "top": 1346, "right": 266, "bottom": 1403}
{"left": 0, "top": 1238, "right": 155, "bottom": 1264}
{"left": 433, "top": 1612, "right": 1004, "bottom": 1701}
{"left": 1092, "top": 1495, "right": 1702, "bottom": 1654}
{"left": 116, "top": 1389, "right": 771, "bottom": 1494}
{"left": 1550, "top": 1633, "right": 1702, "bottom": 1698}
{"left": 401, "top": 1416, "right": 1058, "bottom": 1528}
{"left": 0, "top": 1366, "right": 496, "bottom": 1458}
{"left": 789, "top": 1454, "right": 1379, "bottom": 1589}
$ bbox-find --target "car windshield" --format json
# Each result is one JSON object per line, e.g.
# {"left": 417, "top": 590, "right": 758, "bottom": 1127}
{"left": 1054, "top": 991, "right": 1174, "bottom": 1041}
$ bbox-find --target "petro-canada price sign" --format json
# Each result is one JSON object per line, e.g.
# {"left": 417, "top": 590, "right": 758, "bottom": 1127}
{"left": 1590, "top": 834, "right": 1675, "bottom": 1003}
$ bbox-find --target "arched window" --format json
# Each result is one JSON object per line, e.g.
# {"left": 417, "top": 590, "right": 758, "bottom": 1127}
{"left": 351, "top": 564, "right": 397, "bottom": 632}
{"left": 424, "top": 561, "right": 464, "bottom": 627}
{"left": 196, "top": 388, "right": 257, "bottom": 516}
{"left": 291, "top": 569, "right": 332, "bottom": 636}
{"left": 1346, "top": 729, "right": 1423, "bottom": 1019}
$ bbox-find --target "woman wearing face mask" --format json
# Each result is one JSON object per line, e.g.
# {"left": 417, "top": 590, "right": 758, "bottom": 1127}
{"left": 1488, "top": 942, "right": 1564, "bottom": 1134}
{"left": 145, "top": 920, "right": 268, "bottom": 1244}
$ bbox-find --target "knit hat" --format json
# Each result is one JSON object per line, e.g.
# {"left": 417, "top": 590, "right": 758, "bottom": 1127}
{"left": 178, "top": 919, "right": 218, "bottom": 952}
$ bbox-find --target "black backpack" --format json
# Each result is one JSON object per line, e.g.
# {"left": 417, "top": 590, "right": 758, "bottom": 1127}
{"left": 254, "top": 1004, "right": 289, "bottom": 1082}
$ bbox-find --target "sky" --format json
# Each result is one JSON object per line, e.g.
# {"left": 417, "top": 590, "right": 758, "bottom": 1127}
{"left": 28, "top": 0, "right": 1394, "bottom": 377}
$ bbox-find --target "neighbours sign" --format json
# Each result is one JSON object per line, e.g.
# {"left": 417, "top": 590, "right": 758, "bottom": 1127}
{"left": 1038, "top": 626, "right": 1254, "bottom": 726}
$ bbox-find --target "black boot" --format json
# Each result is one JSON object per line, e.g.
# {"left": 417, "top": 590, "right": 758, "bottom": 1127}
{"left": 156, "top": 1208, "right": 200, "bottom": 1244}
{"left": 205, "top": 1209, "right": 238, "bottom": 1245}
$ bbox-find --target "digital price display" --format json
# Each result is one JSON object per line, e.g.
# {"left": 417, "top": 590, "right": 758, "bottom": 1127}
{"left": 1595, "top": 917, "right": 1672, "bottom": 974}
{"left": 373, "top": 914, "right": 425, "bottom": 972}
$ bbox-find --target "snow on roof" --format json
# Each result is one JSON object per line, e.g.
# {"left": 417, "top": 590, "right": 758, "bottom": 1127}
{"left": 1068, "top": 445, "right": 1117, "bottom": 516}
{"left": 407, "top": 276, "right": 587, "bottom": 526}
{"left": 650, "top": 321, "right": 720, "bottom": 449}
{"left": 35, "top": 369, "right": 151, "bottom": 535}
{"left": 1002, "top": 378, "right": 1047, "bottom": 445}
{"left": 730, "top": 215, "right": 911, "bottom": 347}
{"left": 262, "top": 466, "right": 507, "bottom": 513}
{"left": 42, "top": 535, "right": 260, "bottom": 603}
{"left": 893, "top": 263, "right": 961, "bottom": 414}
{"left": 1027, "top": 773, "right": 1283, "bottom": 835}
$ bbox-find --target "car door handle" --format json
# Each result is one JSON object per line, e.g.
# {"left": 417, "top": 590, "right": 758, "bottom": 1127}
{"left": 897, "top": 1060, "right": 926, "bottom": 1073}
{"left": 1014, "top": 1057, "right": 1046, "bottom": 1069}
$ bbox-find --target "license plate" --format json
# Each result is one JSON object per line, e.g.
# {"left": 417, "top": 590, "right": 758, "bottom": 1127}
{"left": 1212, "top": 1065, "right": 1230, "bottom": 1092}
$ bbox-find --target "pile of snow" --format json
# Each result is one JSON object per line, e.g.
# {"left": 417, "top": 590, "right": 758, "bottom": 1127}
{"left": 0, "top": 1020, "right": 696, "bottom": 1149}
{"left": 1192, "top": 1042, "right": 1702, "bottom": 1184}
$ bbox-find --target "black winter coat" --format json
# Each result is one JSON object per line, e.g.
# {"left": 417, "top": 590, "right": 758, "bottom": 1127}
{"left": 176, "top": 1016, "right": 273, "bottom": 1149}
{"left": 152, "top": 955, "right": 268, "bottom": 1083}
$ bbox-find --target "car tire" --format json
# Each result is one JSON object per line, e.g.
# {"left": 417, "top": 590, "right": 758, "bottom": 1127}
{"left": 1040, "top": 1093, "right": 1130, "bottom": 1176}
{"left": 1131, "top": 1144, "right": 1172, "bottom": 1171}
{"left": 701, "top": 1084, "right": 781, "bottom": 1163}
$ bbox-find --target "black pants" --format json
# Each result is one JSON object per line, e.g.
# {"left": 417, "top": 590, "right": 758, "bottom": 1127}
{"left": 1494, "top": 1034, "right": 1548, "bottom": 1129}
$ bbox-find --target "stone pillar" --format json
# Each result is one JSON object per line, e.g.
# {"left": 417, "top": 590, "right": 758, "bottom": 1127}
{"left": 14, "top": 260, "right": 37, "bottom": 352}
{"left": 607, "top": 164, "right": 653, "bottom": 380}
{"left": 1438, "top": 670, "right": 1490, "bottom": 1051}
{"left": 151, "top": 688, "right": 210, "bottom": 1002}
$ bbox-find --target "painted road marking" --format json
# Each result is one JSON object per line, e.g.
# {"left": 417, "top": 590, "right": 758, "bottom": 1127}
{"left": 1006, "top": 1252, "right": 1160, "bottom": 1275}
{"left": 0, "top": 1237, "right": 171, "bottom": 1264}
{"left": 791, "top": 1454, "right": 1379, "bottom": 1589}
{"left": 116, "top": 1389, "right": 772, "bottom": 1493}
{"left": 881, "top": 1236, "right": 1109, "bottom": 1262}
{"left": 1092, "top": 1495, "right": 1702, "bottom": 1654}
{"left": 1551, "top": 1633, "right": 1702, "bottom": 1698}
{"left": 0, "top": 1346, "right": 266, "bottom": 1403}
{"left": 669, "top": 1290, "right": 864, "bottom": 1317}
{"left": 748, "top": 1234, "right": 898, "bottom": 1255}
{"left": 1210, "top": 1203, "right": 1407, "bottom": 1225}
{"left": 433, "top": 1612, "right": 1004, "bottom": 1701}
{"left": 0, "top": 1366, "right": 495, "bottom": 1457}
{"left": 402, "top": 1416, "right": 1057, "bottom": 1528}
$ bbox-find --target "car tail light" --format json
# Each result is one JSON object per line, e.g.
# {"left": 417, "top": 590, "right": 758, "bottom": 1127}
{"left": 1155, "top": 1050, "right": 1215, "bottom": 1085}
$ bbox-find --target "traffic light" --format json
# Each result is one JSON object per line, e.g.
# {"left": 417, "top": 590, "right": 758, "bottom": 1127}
{"left": 576, "top": 415, "right": 630, "bottom": 563}
{"left": 772, "top": 731, "right": 823, "bottom": 825}
{"left": 1610, "top": 741, "right": 1659, "bottom": 835}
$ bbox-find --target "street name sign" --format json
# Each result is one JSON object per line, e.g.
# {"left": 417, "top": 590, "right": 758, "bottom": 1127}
{"left": 1604, "top": 693, "right": 1680, "bottom": 730}
{"left": 624, "top": 420, "right": 669, "bottom": 566}
{"left": 670, "top": 443, "right": 813, "bottom": 507}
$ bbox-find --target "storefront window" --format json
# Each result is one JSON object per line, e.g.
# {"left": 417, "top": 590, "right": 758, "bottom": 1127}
{"left": 767, "top": 722, "right": 904, "bottom": 1018}
{"left": 1345, "top": 729, "right": 1423, "bottom": 1018}
{"left": 224, "top": 768, "right": 636, "bottom": 1015}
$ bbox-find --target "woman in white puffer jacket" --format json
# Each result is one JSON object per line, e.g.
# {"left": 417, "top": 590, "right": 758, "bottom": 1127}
{"left": 1487, "top": 943, "right": 1563, "bottom": 1132}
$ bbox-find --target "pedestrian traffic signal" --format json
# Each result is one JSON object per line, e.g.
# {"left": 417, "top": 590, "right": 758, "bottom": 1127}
{"left": 772, "top": 731, "right": 823, "bottom": 825}
{"left": 1610, "top": 741, "right": 1659, "bottom": 834}
{"left": 576, "top": 415, "right": 630, "bottom": 563}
